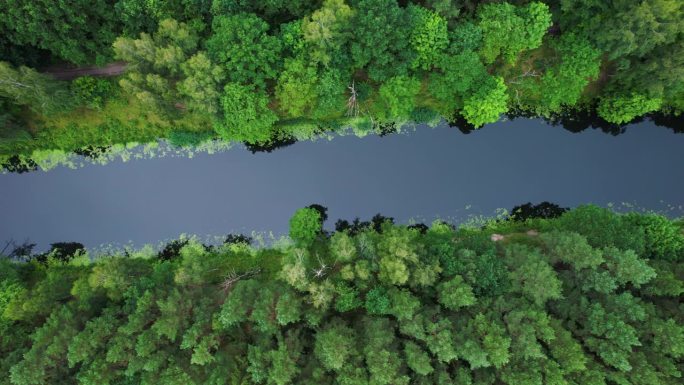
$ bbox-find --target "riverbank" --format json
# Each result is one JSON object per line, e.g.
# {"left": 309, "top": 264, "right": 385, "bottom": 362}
{"left": 1, "top": 205, "right": 682, "bottom": 384}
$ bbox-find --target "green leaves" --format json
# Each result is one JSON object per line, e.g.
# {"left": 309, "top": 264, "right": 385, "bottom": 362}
{"left": 461, "top": 76, "right": 508, "bottom": 127}
{"left": 437, "top": 275, "right": 476, "bottom": 310}
{"left": 216, "top": 83, "right": 278, "bottom": 144}
{"left": 408, "top": 5, "right": 449, "bottom": 70}
{"left": 477, "top": 1, "right": 551, "bottom": 64}
{"left": 314, "top": 319, "right": 355, "bottom": 370}
{"left": 377, "top": 75, "right": 422, "bottom": 121}
{"left": 206, "top": 13, "right": 282, "bottom": 89}
{"left": 2, "top": 208, "right": 684, "bottom": 384}
{"left": 288, "top": 208, "right": 322, "bottom": 247}
{"left": 597, "top": 93, "right": 663, "bottom": 124}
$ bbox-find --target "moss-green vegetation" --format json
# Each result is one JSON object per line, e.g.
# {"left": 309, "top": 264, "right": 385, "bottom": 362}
{"left": 1, "top": 1, "right": 683, "bottom": 168}
{"left": 1, "top": 205, "right": 683, "bottom": 384}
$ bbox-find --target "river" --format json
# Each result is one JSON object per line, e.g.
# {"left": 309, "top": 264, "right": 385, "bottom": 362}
{"left": 1, "top": 118, "right": 683, "bottom": 252}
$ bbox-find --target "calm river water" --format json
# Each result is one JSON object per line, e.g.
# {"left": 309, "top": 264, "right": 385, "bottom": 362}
{"left": 1, "top": 118, "right": 683, "bottom": 251}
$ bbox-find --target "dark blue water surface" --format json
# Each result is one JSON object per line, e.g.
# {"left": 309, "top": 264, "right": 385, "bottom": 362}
{"left": 1, "top": 118, "right": 683, "bottom": 251}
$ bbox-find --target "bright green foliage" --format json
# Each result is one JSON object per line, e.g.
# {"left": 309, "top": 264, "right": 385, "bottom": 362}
{"left": 1, "top": 0, "right": 683, "bottom": 163}
{"left": 288, "top": 208, "right": 322, "bottom": 247}
{"left": 625, "top": 213, "right": 684, "bottom": 261}
{"left": 462, "top": 76, "right": 508, "bottom": 127}
{"left": 0, "top": 0, "right": 119, "bottom": 64}
{"left": 311, "top": 68, "right": 347, "bottom": 119}
{"left": 177, "top": 52, "right": 225, "bottom": 114}
{"left": 540, "top": 231, "right": 604, "bottom": 270}
{"left": 113, "top": 19, "right": 199, "bottom": 113}
{"left": 215, "top": 83, "right": 278, "bottom": 144}
{"left": 0, "top": 62, "right": 74, "bottom": 115}
{"left": 314, "top": 319, "right": 355, "bottom": 370}
{"left": 364, "top": 286, "right": 391, "bottom": 315}
{"left": 437, "top": 275, "right": 476, "bottom": 310}
{"left": 448, "top": 21, "right": 483, "bottom": 53}
{"left": 217, "top": 280, "right": 260, "bottom": 328}
{"left": 557, "top": 205, "right": 646, "bottom": 252}
{"left": 276, "top": 58, "right": 319, "bottom": 117}
{"left": 597, "top": 93, "right": 663, "bottom": 124}
{"left": 602, "top": 247, "right": 656, "bottom": 288}
{"left": 507, "top": 245, "right": 563, "bottom": 306}
{"left": 301, "top": 0, "right": 355, "bottom": 66}
{"left": 349, "top": 0, "right": 413, "bottom": 81}
{"left": 206, "top": 13, "right": 282, "bottom": 89}
{"left": 408, "top": 5, "right": 449, "bottom": 70}
{"left": 377, "top": 75, "right": 421, "bottom": 121}
{"left": 428, "top": 51, "right": 489, "bottom": 117}
{"left": 404, "top": 341, "right": 433, "bottom": 375}
{"left": 329, "top": 232, "right": 356, "bottom": 262}
{"left": 559, "top": 0, "right": 684, "bottom": 60}
{"left": 2, "top": 208, "right": 684, "bottom": 385}
{"left": 71, "top": 76, "right": 113, "bottom": 110}
{"left": 477, "top": 1, "right": 552, "bottom": 64}
{"left": 539, "top": 33, "right": 602, "bottom": 112}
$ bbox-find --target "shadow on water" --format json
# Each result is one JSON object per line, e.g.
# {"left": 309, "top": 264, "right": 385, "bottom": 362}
{"left": 447, "top": 110, "right": 682, "bottom": 136}
{"left": 3, "top": 112, "right": 682, "bottom": 173}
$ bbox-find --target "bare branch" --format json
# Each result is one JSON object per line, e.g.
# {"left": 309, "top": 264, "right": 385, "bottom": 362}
{"left": 346, "top": 80, "right": 359, "bottom": 117}
{"left": 219, "top": 268, "right": 262, "bottom": 293}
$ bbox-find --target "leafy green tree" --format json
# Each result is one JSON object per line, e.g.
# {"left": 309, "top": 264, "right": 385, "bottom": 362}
{"left": 289, "top": 208, "right": 322, "bottom": 247}
{"left": 301, "top": 0, "right": 355, "bottom": 66}
{"left": 2, "top": 207, "right": 684, "bottom": 384}
{"left": 407, "top": 5, "right": 449, "bottom": 70}
{"left": 177, "top": 52, "right": 225, "bottom": 114}
{"left": 404, "top": 341, "right": 433, "bottom": 375}
{"left": 461, "top": 76, "right": 508, "bottom": 127}
{"left": 377, "top": 75, "right": 421, "bottom": 121}
{"left": 113, "top": 19, "right": 199, "bottom": 113}
{"left": 215, "top": 83, "right": 278, "bottom": 144}
{"left": 206, "top": 13, "right": 282, "bottom": 89}
{"left": 0, "top": 0, "right": 120, "bottom": 64}
{"left": 539, "top": 33, "right": 601, "bottom": 112}
{"left": 0, "top": 62, "right": 74, "bottom": 115}
{"left": 625, "top": 213, "right": 684, "bottom": 261}
{"left": 559, "top": 0, "right": 684, "bottom": 60}
{"left": 437, "top": 275, "right": 476, "bottom": 310}
{"left": 312, "top": 68, "right": 348, "bottom": 119}
{"left": 349, "top": 0, "right": 413, "bottom": 81}
{"left": 557, "top": 204, "right": 646, "bottom": 252}
{"left": 597, "top": 93, "right": 663, "bottom": 124}
{"left": 71, "top": 76, "right": 113, "bottom": 110}
{"left": 365, "top": 286, "right": 391, "bottom": 315}
{"left": 428, "top": 51, "right": 488, "bottom": 118}
{"left": 540, "top": 231, "right": 604, "bottom": 270}
{"left": 276, "top": 58, "right": 319, "bottom": 117}
{"left": 448, "top": 21, "right": 483, "bottom": 53}
{"left": 314, "top": 318, "right": 355, "bottom": 371}
{"left": 506, "top": 245, "right": 562, "bottom": 306}
{"left": 477, "top": 1, "right": 551, "bottom": 64}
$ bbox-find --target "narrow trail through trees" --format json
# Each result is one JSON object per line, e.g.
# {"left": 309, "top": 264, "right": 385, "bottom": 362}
{"left": 42, "top": 61, "right": 127, "bottom": 80}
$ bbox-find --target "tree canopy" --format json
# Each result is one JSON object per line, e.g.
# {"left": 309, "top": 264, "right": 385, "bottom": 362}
{"left": 1, "top": 206, "right": 683, "bottom": 384}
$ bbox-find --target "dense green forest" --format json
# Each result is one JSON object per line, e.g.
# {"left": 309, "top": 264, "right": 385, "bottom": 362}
{"left": 1, "top": 0, "right": 682, "bottom": 169}
{"left": 1, "top": 205, "right": 683, "bottom": 384}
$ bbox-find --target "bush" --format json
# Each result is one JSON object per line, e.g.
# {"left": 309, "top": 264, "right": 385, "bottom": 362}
{"left": 289, "top": 208, "right": 322, "bottom": 247}
{"left": 71, "top": 76, "right": 113, "bottom": 110}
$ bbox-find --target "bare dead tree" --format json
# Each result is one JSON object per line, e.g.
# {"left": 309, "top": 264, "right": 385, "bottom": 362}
{"left": 219, "top": 268, "right": 262, "bottom": 293}
{"left": 311, "top": 253, "right": 329, "bottom": 279}
{"left": 346, "top": 80, "right": 359, "bottom": 117}
{"left": 507, "top": 68, "right": 540, "bottom": 85}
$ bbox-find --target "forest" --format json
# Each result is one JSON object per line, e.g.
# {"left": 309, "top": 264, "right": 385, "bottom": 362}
{"left": 1, "top": 0, "right": 683, "bottom": 169}
{"left": 0, "top": 204, "right": 683, "bottom": 385}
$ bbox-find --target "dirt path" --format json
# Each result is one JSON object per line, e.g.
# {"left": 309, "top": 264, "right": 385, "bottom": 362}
{"left": 42, "top": 61, "right": 127, "bottom": 80}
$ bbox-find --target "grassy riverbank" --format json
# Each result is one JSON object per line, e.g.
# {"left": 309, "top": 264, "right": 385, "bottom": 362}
{"left": 2, "top": 1, "right": 683, "bottom": 169}
{"left": 1, "top": 204, "right": 683, "bottom": 384}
